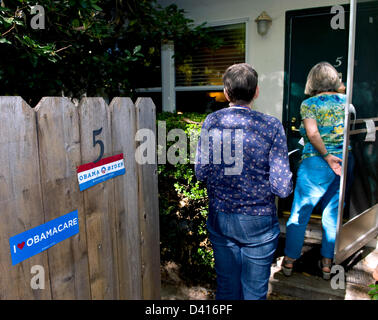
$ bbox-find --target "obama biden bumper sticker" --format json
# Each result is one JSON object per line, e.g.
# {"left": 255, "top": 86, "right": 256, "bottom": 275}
{"left": 76, "top": 153, "right": 125, "bottom": 191}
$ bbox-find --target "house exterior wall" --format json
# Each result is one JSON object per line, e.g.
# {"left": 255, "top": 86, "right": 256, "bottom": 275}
{"left": 158, "top": 0, "right": 348, "bottom": 120}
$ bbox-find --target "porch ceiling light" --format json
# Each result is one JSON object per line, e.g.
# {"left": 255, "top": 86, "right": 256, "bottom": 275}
{"left": 255, "top": 11, "right": 272, "bottom": 36}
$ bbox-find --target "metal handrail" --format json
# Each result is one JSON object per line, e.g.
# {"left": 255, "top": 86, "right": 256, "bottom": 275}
{"left": 349, "top": 117, "right": 378, "bottom": 135}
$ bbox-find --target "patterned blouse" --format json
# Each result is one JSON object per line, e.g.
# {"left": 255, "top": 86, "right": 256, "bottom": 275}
{"left": 300, "top": 93, "right": 346, "bottom": 159}
{"left": 195, "top": 106, "right": 293, "bottom": 216}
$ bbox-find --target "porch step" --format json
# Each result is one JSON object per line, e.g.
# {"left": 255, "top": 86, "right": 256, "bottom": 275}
{"left": 269, "top": 234, "right": 378, "bottom": 300}
{"left": 278, "top": 216, "right": 323, "bottom": 243}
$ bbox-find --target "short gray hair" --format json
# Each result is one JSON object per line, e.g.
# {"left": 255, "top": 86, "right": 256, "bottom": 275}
{"left": 304, "top": 62, "right": 342, "bottom": 96}
{"left": 223, "top": 63, "right": 258, "bottom": 103}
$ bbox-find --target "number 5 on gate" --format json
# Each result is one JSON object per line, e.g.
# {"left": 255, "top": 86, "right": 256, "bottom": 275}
{"left": 93, "top": 128, "right": 104, "bottom": 163}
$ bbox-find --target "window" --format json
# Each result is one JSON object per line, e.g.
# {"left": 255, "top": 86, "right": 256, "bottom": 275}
{"left": 175, "top": 21, "right": 247, "bottom": 88}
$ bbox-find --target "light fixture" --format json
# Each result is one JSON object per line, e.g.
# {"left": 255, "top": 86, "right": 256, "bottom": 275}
{"left": 255, "top": 11, "right": 272, "bottom": 36}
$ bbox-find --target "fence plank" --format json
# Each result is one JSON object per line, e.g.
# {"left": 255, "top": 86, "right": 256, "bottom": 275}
{"left": 135, "top": 98, "right": 161, "bottom": 299}
{"left": 35, "top": 97, "right": 91, "bottom": 299}
{"left": 110, "top": 98, "right": 143, "bottom": 299}
{"left": 79, "top": 98, "right": 119, "bottom": 299}
{"left": 0, "top": 97, "right": 52, "bottom": 300}
{"left": 0, "top": 96, "right": 160, "bottom": 300}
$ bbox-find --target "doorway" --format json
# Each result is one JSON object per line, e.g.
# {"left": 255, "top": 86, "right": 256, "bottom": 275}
{"left": 280, "top": 4, "right": 350, "bottom": 218}
{"left": 280, "top": 1, "right": 378, "bottom": 264}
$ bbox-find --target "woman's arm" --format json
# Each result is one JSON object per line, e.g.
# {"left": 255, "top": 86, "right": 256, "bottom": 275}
{"left": 269, "top": 122, "right": 293, "bottom": 198}
{"left": 195, "top": 114, "right": 213, "bottom": 181}
{"left": 303, "top": 118, "right": 343, "bottom": 176}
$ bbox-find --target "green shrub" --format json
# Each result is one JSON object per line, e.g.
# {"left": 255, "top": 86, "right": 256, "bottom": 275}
{"left": 368, "top": 283, "right": 378, "bottom": 300}
{"left": 157, "top": 112, "right": 216, "bottom": 284}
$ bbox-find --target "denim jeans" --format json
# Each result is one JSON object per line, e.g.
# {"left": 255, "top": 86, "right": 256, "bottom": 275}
{"left": 207, "top": 211, "right": 280, "bottom": 300}
{"left": 285, "top": 154, "right": 354, "bottom": 260}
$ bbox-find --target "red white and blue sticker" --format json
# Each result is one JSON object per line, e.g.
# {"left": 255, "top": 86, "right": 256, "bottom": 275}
{"left": 76, "top": 153, "right": 125, "bottom": 191}
{"left": 9, "top": 210, "right": 79, "bottom": 265}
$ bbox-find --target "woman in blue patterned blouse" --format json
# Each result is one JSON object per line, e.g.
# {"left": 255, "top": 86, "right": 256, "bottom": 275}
{"left": 195, "top": 63, "right": 293, "bottom": 300}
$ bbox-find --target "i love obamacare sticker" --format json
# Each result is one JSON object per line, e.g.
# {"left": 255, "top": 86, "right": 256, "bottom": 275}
{"left": 9, "top": 210, "right": 79, "bottom": 265}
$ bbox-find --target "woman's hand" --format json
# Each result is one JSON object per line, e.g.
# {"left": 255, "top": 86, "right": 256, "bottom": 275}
{"left": 303, "top": 119, "right": 343, "bottom": 176}
{"left": 324, "top": 154, "right": 343, "bottom": 176}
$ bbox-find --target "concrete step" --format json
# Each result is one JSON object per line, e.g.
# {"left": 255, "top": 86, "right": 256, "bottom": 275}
{"left": 269, "top": 233, "right": 378, "bottom": 300}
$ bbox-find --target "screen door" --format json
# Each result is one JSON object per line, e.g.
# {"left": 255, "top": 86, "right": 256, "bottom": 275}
{"left": 334, "top": 0, "right": 378, "bottom": 264}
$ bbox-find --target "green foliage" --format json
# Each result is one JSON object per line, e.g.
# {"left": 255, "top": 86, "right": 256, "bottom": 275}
{"left": 157, "top": 112, "right": 216, "bottom": 284}
{"left": 368, "top": 283, "right": 378, "bottom": 300}
{"left": 0, "top": 0, "right": 217, "bottom": 105}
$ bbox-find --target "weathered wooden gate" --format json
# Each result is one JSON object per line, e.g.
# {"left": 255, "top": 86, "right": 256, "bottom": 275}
{"left": 0, "top": 96, "right": 160, "bottom": 300}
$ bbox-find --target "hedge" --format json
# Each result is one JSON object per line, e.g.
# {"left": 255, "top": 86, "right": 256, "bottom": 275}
{"left": 156, "top": 112, "right": 216, "bottom": 284}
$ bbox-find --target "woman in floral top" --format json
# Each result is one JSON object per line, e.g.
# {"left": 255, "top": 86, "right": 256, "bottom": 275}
{"left": 195, "top": 63, "right": 293, "bottom": 300}
{"left": 282, "top": 62, "right": 353, "bottom": 280}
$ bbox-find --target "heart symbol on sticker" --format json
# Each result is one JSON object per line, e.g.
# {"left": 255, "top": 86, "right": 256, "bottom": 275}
{"left": 17, "top": 242, "right": 25, "bottom": 250}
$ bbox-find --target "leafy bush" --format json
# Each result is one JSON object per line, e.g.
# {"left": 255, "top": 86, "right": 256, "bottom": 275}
{"left": 157, "top": 112, "right": 216, "bottom": 285}
{"left": 368, "top": 283, "right": 378, "bottom": 300}
{"left": 0, "top": 1, "right": 219, "bottom": 105}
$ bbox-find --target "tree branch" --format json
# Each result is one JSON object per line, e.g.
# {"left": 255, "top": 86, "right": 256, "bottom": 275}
{"left": 54, "top": 44, "right": 72, "bottom": 54}
{"left": 1, "top": 24, "right": 15, "bottom": 37}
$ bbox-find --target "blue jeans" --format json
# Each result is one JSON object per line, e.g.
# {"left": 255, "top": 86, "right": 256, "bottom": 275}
{"left": 285, "top": 155, "right": 351, "bottom": 260}
{"left": 207, "top": 211, "right": 280, "bottom": 300}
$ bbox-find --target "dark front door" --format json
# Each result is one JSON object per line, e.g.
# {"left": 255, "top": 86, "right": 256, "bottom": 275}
{"left": 279, "top": 5, "right": 350, "bottom": 217}
{"left": 280, "top": 1, "right": 378, "bottom": 263}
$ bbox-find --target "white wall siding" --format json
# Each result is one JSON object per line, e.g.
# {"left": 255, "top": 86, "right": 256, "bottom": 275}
{"left": 158, "top": 0, "right": 347, "bottom": 120}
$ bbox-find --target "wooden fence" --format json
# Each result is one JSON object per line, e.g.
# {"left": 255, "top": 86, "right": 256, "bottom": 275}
{"left": 0, "top": 96, "right": 160, "bottom": 299}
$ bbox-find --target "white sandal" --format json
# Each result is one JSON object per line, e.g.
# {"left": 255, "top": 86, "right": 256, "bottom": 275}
{"left": 318, "top": 258, "right": 332, "bottom": 280}
{"left": 282, "top": 257, "right": 296, "bottom": 277}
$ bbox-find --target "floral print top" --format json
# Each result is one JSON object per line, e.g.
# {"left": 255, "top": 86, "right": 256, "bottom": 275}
{"left": 195, "top": 106, "right": 293, "bottom": 216}
{"left": 300, "top": 93, "right": 346, "bottom": 159}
